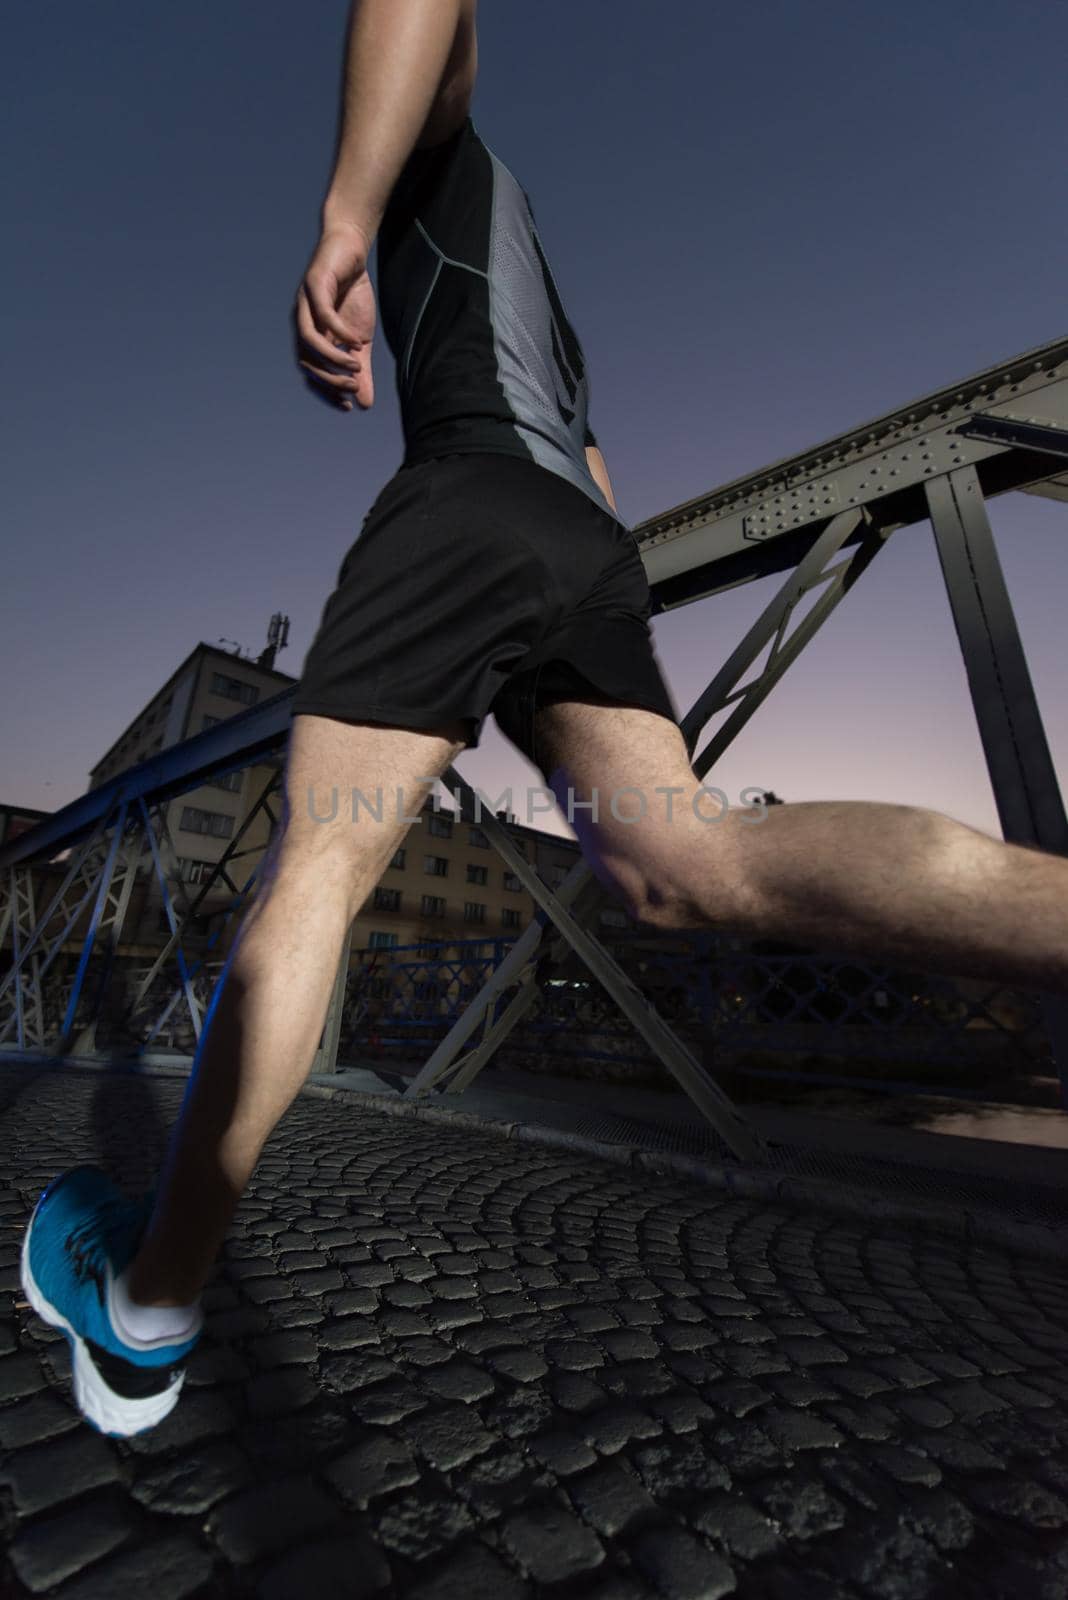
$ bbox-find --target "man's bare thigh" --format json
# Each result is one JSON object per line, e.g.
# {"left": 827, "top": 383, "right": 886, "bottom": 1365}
{"left": 280, "top": 712, "right": 469, "bottom": 872}
{"left": 532, "top": 698, "right": 721, "bottom": 915}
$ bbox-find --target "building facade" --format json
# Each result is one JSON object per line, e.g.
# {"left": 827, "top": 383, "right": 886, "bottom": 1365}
{"left": 80, "top": 639, "right": 620, "bottom": 957}
{"left": 356, "top": 791, "right": 594, "bottom": 953}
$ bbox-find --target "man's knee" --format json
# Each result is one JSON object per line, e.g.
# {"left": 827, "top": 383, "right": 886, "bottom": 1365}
{"left": 625, "top": 874, "right": 709, "bottom": 931}
{"left": 615, "top": 829, "right": 762, "bottom": 933}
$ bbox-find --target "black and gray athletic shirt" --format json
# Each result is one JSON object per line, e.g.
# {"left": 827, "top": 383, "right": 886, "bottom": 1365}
{"left": 376, "top": 116, "right": 619, "bottom": 523}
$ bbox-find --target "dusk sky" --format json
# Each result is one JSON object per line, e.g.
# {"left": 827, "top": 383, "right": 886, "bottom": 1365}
{"left": 5, "top": 1, "right": 1066, "bottom": 844}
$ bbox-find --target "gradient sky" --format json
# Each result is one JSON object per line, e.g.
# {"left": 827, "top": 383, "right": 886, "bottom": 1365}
{"left": 4, "top": 0, "right": 1067, "bottom": 844}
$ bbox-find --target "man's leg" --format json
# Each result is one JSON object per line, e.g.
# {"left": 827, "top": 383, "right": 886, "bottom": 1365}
{"left": 124, "top": 711, "right": 469, "bottom": 1308}
{"left": 531, "top": 700, "right": 1068, "bottom": 995}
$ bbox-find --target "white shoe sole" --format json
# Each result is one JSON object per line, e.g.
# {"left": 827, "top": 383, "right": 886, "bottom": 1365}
{"left": 20, "top": 1199, "right": 186, "bottom": 1437}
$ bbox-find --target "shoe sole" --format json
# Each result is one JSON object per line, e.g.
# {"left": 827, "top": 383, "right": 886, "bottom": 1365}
{"left": 20, "top": 1197, "right": 185, "bottom": 1438}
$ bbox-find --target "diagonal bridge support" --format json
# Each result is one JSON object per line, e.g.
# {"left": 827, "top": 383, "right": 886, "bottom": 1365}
{"left": 407, "top": 506, "right": 891, "bottom": 1163}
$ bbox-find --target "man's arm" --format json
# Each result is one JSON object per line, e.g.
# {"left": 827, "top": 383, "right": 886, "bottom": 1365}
{"left": 324, "top": 0, "right": 470, "bottom": 246}
{"left": 585, "top": 444, "right": 618, "bottom": 514}
{"left": 295, "top": 0, "right": 472, "bottom": 411}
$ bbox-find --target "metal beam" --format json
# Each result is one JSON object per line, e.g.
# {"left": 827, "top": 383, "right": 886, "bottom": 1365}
{"left": 0, "top": 819, "right": 123, "bottom": 1049}
{"left": 421, "top": 777, "right": 766, "bottom": 1162}
{"left": 68, "top": 822, "right": 143, "bottom": 1056}
{"left": 925, "top": 465, "right": 1068, "bottom": 1103}
{"left": 956, "top": 412, "right": 1068, "bottom": 461}
{"left": 638, "top": 340, "right": 1068, "bottom": 608}
{"left": 679, "top": 508, "right": 882, "bottom": 776}
{"left": 0, "top": 692, "right": 293, "bottom": 872}
{"left": 312, "top": 924, "right": 353, "bottom": 1074}
{"left": 404, "top": 874, "right": 581, "bottom": 1097}
{"left": 925, "top": 468, "right": 1068, "bottom": 855}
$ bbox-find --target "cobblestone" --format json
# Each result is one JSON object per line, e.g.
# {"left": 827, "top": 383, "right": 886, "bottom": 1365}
{"left": 420, "top": 1358, "right": 496, "bottom": 1403}
{"left": 130, "top": 1437, "right": 252, "bottom": 1514}
{"left": 239, "top": 1405, "right": 350, "bottom": 1472}
{"left": 2, "top": 1428, "right": 120, "bottom": 1513}
{"left": 406, "top": 1540, "right": 526, "bottom": 1600}
{"left": 527, "top": 1428, "right": 598, "bottom": 1475}
{"left": 404, "top": 1404, "right": 496, "bottom": 1470}
{"left": 1, "top": 1067, "right": 1066, "bottom": 1599}
{"left": 0, "top": 1354, "right": 46, "bottom": 1405}
{"left": 53, "top": 1534, "right": 215, "bottom": 1600}
{"left": 693, "top": 1494, "right": 784, "bottom": 1560}
{"left": 8, "top": 1496, "right": 134, "bottom": 1592}
{"left": 326, "top": 1434, "right": 421, "bottom": 1506}
{"left": 0, "top": 1390, "right": 79, "bottom": 1450}
{"left": 568, "top": 1460, "right": 660, "bottom": 1534}
{"left": 251, "top": 1327, "right": 319, "bottom": 1367}
{"left": 245, "top": 1366, "right": 321, "bottom": 1418}
{"left": 258, "top": 1533, "right": 392, "bottom": 1598}
{"left": 486, "top": 1345, "right": 548, "bottom": 1382}
{"left": 755, "top": 1475, "right": 848, "bottom": 1539}
{"left": 499, "top": 1495, "right": 607, "bottom": 1582}
{"left": 318, "top": 1313, "right": 379, "bottom": 1350}
{"left": 377, "top": 1489, "right": 477, "bottom": 1559}
{"left": 629, "top": 1526, "right": 736, "bottom": 1600}
{"left": 207, "top": 1475, "right": 340, "bottom": 1562}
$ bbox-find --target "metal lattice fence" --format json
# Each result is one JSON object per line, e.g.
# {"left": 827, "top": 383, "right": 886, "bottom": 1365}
{"left": 332, "top": 931, "right": 1054, "bottom": 1107}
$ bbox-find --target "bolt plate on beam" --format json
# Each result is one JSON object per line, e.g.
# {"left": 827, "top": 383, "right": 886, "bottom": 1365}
{"left": 744, "top": 480, "right": 840, "bottom": 539}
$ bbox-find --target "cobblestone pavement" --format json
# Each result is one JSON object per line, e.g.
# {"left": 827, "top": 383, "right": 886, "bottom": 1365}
{"left": 1, "top": 1066, "right": 1067, "bottom": 1600}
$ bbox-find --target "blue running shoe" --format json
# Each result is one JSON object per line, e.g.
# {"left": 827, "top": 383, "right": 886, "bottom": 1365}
{"left": 20, "top": 1165, "right": 203, "bottom": 1437}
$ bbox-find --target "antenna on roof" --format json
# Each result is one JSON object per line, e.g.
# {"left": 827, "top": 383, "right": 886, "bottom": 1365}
{"left": 257, "top": 613, "right": 291, "bottom": 671}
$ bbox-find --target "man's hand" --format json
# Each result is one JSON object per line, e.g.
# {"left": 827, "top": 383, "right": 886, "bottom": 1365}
{"left": 294, "top": 222, "right": 376, "bottom": 412}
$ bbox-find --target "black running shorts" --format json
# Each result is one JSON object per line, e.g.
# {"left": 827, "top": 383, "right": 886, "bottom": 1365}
{"left": 291, "top": 452, "right": 681, "bottom": 779}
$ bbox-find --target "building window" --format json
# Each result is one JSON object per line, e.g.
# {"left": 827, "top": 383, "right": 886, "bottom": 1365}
{"left": 468, "top": 826, "right": 489, "bottom": 848}
{"left": 421, "top": 894, "right": 446, "bottom": 917}
{"left": 466, "top": 863, "right": 487, "bottom": 885}
{"left": 428, "top": 812, "right": 453, "bottom": 839}
{"left": 202, "top": 714, "right": 222, "bottom": 732}
{"left": 503, "top": 872, "right": 522, "bottom": 892}
{"left": 210, "top": 672, "right": 260, "bottom": 707}
{"left": 178, "top": 857, "right": 215, "bottom": 885}
{"left": 502, "top": 908, "right": 522, "bottom": 928}
{"left": 369, "top": 931, "right": 398, "bottom": 949}
{"left": 424, "top": 855, "right": 448, "bottom": 877}
{"left": 373, "top": 887, "right": 401, "bottom": 912}
{"left": 206, "top": 770, "right": 243, "bottom": 795}
{"left": 389, "top": 847, "right": 406, "bottom": 870}
{"left": 464, "top": 902, "right": 486, "bottom": 924}
{"left": 179, "top": 805, "right": 234, "bottom": 839}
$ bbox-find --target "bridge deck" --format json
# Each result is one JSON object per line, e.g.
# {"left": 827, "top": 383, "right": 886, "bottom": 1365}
{"left": 1, "top": 1061, "right": 1066, "bottom": 1599}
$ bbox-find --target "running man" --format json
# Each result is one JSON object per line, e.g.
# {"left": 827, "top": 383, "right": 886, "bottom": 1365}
{"left": 22, "top": 0, "right": 1068, "bottom": 1435}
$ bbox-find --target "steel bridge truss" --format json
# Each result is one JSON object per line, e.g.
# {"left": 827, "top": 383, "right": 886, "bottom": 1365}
{"left": 3, "top": 337, "right": 1067, "bottom": 1157}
